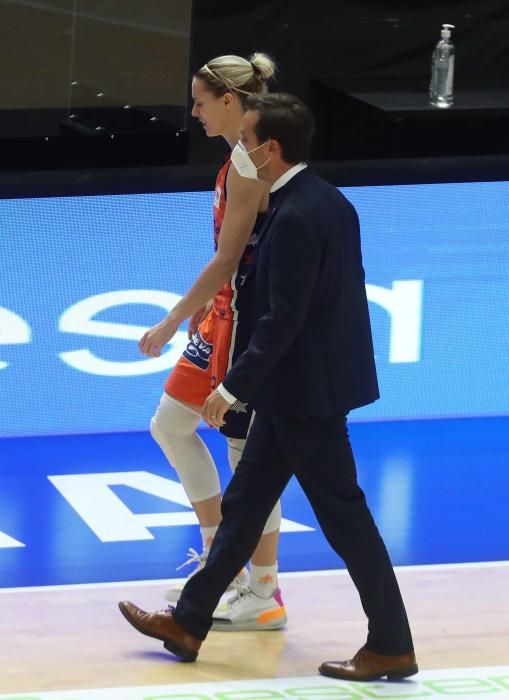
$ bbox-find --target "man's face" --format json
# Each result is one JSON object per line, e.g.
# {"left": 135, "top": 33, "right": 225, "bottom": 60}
{"left": 239, "top": 110, "right": 272, "bottom": 178}
{"left": 239, "top": 110, "right": 260, "bottom": 151}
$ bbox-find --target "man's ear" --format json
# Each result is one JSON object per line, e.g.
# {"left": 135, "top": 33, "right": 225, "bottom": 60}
{"left": 268, "top": 138, "right": 282, "bottom": 157}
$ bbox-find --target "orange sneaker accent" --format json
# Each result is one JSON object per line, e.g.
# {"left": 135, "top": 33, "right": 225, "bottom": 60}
{"left": 257, "top": 607, "right": 287, "bottom": 625}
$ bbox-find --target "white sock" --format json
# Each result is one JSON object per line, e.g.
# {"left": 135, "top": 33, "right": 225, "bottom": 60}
{"left": 249, "top": 563, "right": 278, "bottom": 599}
{"left": 200, "top": 525, "right": 218, "bottom": 554}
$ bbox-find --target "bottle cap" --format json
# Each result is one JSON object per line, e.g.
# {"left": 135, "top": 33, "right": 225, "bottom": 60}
{"left": 441, "top": 23, "right": 455, "bottom": 39}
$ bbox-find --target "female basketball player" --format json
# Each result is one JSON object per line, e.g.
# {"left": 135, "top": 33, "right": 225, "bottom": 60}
{"left": 138, "top": 53, "right": 287, "bottom": 631}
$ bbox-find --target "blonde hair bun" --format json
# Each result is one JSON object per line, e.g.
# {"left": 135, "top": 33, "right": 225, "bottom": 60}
{"left": 249, "top": 52, "right": 276, "bottom": 81}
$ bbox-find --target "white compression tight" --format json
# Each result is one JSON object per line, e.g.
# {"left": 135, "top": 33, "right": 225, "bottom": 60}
{"left": 226, "top": 436, "right": 281, "bottom": 534}
{"left": 150, "top": 392, "right": 281, "bottom": 534}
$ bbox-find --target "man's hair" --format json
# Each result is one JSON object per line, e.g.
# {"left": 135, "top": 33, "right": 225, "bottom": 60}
{"left": 244, "top": 92, "right": 315, "bottom": 164}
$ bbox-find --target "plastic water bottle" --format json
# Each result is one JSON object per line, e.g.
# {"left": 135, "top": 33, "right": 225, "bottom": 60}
{"left": 429, "top": 24, "right": 455, "bottom": 108}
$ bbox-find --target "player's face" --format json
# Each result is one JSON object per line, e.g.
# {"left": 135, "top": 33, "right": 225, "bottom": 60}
{"left": 191, "top": 77, "right": 230, "bottom": 137}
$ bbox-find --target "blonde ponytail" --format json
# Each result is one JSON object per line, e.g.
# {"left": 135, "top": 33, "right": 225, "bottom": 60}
{"left": 196, "top": 52, "right": 276, "bottom": 103}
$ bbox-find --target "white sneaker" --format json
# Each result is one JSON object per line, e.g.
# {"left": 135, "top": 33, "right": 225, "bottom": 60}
{"left": 211, "top": 585, "right": 287, "bottom": 631}
{"left": 164, "top": 548, "right": 206, "bottom": 602}
{"left": 164, "top": 548, "right": 250, "bottom": 602}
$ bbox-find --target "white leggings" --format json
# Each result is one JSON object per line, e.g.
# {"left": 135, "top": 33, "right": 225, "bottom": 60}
{"left": 150, "top": 392, "right": 281, "bottom": 535}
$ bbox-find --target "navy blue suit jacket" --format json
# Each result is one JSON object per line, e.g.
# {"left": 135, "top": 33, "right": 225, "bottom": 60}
{"left": 222, "top": 167, "right": 379, "bottom": 418}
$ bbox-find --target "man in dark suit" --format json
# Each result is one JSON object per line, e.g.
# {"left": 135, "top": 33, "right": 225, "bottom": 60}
{"left": 119, "top": 93, "right": 417, "bottom": 682}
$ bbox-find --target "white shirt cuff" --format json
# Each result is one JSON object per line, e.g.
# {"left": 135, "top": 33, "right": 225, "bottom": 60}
{"left": 217, "top": 383, "right": 237, "bottom": 405}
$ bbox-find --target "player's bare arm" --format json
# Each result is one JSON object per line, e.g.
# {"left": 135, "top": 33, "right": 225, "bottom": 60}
{"left": 139, "top": 168, "right": 268, "bottom": 357}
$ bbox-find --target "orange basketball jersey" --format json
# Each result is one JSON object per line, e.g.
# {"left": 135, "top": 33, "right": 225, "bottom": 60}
{"left": 165, "top": 156, "right": 264, "bottom": 437}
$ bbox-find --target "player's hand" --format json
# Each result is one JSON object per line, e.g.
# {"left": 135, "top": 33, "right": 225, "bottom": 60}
{"left": 188, "top": 302, "right": 211, "bottom": 340}
{"left": 202, "top": 389, "right": 230, "bottom": 428}
{"left": 139, "top": 316, "right": 179, "bottom": 357}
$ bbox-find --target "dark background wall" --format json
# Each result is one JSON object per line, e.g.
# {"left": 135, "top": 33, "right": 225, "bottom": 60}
{"left": 188, "top": 0, "right": 509, "bottom": 162}
{"left": 0, "top": 0, "right": 507, "bottom": 167}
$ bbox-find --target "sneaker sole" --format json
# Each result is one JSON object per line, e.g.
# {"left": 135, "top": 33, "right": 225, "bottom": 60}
{"left": 210, "top": 616, "right": 288, "bottom": 632}
{"left": 164, "top": 589, "right": 183, "bottom": 603}
{"left": 166, "top": 583, "right": 239, "bottom": 605}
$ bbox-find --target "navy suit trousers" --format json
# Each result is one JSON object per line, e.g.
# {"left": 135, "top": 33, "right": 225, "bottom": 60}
{"left": 174, "top": 411, "right": 413, "bottom": 655}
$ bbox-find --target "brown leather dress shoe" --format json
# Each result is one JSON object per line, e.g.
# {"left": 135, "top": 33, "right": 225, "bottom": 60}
{"left": 118, "top": 601, "right": 201, "bottom": 662}
{"left": 319, "top": 646, "right": 418, "bottom": 681}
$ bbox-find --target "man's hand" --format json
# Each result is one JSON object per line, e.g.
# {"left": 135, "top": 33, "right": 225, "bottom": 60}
{"left": 139, "top": 316, "right": 179, "bottom": 357}
{"left": 202, "top": 389, "right": 230, "bottom": 428}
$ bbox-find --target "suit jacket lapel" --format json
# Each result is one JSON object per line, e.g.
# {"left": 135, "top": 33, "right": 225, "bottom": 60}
{"left": 254, "top": 168, "right": 310, "bottom": 246}
{"left": 243, "top": 169, "right": 312, "bottom": 285}
{"left": 255, "top": 203, "right": 279, "bottom": 247}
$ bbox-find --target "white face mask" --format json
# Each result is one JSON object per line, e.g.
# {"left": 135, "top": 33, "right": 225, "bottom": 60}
{"left": 231, "top": 140, "right": 271, "bottom": 180}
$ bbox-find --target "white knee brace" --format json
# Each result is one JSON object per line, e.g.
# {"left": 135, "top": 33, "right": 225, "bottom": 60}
{"left": 150, "top": 393, "right": 221, "bottom": 503}
{"left": 226, "top": 436, "right": 282, "bottom": 535}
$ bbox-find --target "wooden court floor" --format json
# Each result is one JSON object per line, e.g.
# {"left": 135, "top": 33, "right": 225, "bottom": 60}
{"left": 1, "top": 563, "right": 508, "bottom": 694}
